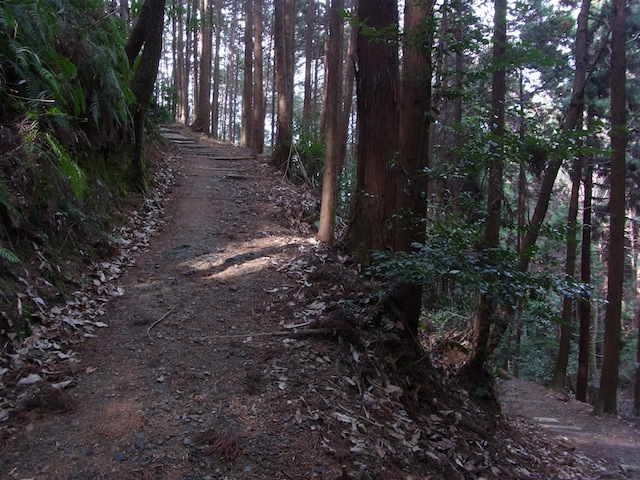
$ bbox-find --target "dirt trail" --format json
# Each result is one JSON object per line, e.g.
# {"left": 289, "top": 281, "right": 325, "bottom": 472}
{"left": 3, "top": 126, "right": 638, "bottom": 480}
{"left": 4, "top": 126, "right": 331, "bottom": 479}
{"left": 499, "top": 378, "right": 640, "bottom": 479}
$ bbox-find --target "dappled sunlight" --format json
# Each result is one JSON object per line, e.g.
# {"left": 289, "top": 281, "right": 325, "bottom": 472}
{"left": 168, "top": 235, "right": 318, "bottom": 281}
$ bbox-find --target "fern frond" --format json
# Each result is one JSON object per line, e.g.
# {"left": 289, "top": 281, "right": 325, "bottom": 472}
{"left": 0, "top": 245, "right": 20, "bottom": 264}
{"left": 44, "top": 132, "right": 86, "bottom": 199}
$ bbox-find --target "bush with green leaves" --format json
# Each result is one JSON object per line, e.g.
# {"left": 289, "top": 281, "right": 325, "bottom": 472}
{"left": 368, "top": 211, "right": 589, "bottom": 373}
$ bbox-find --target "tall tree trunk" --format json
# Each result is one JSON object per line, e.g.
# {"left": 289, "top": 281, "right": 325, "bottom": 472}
{"left": 241, "top": 0, "right": 254, "bottom": 148}
{"left": 317, "top": 0, "right": 344, "bottom": 245}
{"left": 450, "top": 3, "right": 464, "bottom": 210}
{"left": 551, "top": 151, "right": 583, "bottom": 390}
{"left": 185, "top": 0, "right": 194, "bottom": 124}
{"left": 211, "top": 0, "right": 222, "bottom": 138}
{"left": 337, "top": 14, "right": 357, "bottom": 173}
{"left": 193, "top": 0, "right": 213, "bottom": 133}
{"left": 302, "top": 0, "right": 315, "bottom": 132}
{"left": 229, "top": 50, "right": 240, "bottom": 142}
{"left": 594, "top": 0, "right": 627, "bottom": 416}
{"left": 191, "top": 0, "right": 200, "bottom": 124}
{"left": 345, "top": 0, "right": 400, "bottom": 258}
{"left": 465, "top": 0, "right": 506, "bottom": 376}
{"left": 576, "top": 161, "right": 593, "bottom": 402}
{"left": 252, "top": 0, "right": 265, "bottom": 153}
{"left": 519, "top": 0, "right": 591, "bottom": 273}
{"left": 272, "top": 0, "right": 295, "bottom": 172}
{"left": 391, "top": 0, "right": 435, "bottom": 335}
{"left": 225, "top": 1, "right": 239, "bottom": 141}
{"left": 126, "top": 0, "right": 166, "bottom": 191}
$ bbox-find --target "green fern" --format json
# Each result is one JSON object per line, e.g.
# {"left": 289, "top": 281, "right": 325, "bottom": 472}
{"left": 44, "top": 132, "right": 86, "bottom": 199}
{"left": 0, "top": 245, "right": 20, "bottom": 264}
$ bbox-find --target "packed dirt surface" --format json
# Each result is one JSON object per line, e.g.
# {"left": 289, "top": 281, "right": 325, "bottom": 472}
{"left": 499, "top": 378, "right": 640, "bottom": 479}
{"left": 1, "top": 125, "right": 638, "bottom": 479}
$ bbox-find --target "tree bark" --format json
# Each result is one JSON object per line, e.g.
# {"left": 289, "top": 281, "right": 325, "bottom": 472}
{"left": 272, "top": 0, "right": 295, "bottom": 172}
{"left": 391, "top": 0, "right": 435, "bottom": 335}
{"left": 336, "top": 13, "right": 357, "bottom": 174}
{"left": 576, "top": 161, "right": 593, "bottom": 402}
{"left": 211, "top": 0, "right": 222, "bottom": 137}
{"left": 126, "top": 0, "right": 166, "bottom": 191}
{"left": 344, "top": 0, "right": 400, "bottom": 258}
{"left": 317, "top": 0, "right": 344, "bottom": 245}
{"left": 252, "top": 0, "right": 265, "bottom": 153}
{"left": 302, "top": 0, "right": 315, "bottom": 131}
{"left": 551, "top": 153, "right": 583, "bottom": 390}
{"left": 192, "top": 0, "right": 213, "bottom": 134}
{"left": 465, "top": 0, "right": 507, "bottom": 375}
{"left": 594, "top": 0, "right": 627, "bottom": 416}
{"left": 241, "top": 0, "right": 254, "bottom": 148}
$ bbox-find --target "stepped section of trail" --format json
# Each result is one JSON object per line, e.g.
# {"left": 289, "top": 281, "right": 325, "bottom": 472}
{"left": 4, "top": 126, "right": 328, "bottom": 479}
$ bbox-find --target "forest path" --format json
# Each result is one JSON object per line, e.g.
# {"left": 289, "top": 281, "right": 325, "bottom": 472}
{"left": 3, "top": 125, "right": 636, "bottom": 479}
{"left": 499, "top": 378, "right": 640, "bottom": 479}
{"left": 5, "top": 125, "right": 339, "bottom": 479}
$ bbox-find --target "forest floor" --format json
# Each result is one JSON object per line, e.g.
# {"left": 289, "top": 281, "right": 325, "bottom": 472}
{"left": 1, "top": 125, "right": 639, "bottom": 479}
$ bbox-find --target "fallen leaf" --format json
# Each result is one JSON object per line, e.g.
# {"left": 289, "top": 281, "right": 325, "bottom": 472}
{"left": 18, "top": 373, "right": 43, "bottom": 385}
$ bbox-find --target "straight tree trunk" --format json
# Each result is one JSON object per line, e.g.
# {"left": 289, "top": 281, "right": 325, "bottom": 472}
{"left": 211, "top": 0, "right": 222, "bottom": 138}
{"left": 317, "top": 0, "right": 344, "bottom": 245}
{"left": 252, "top": 0, "right": 265, "bottom": 153}
{"left": 191, "top": 0, "right": 199, "bottom": 124}
{"left": 465, "top": 0, "right": 507, "bottom": 376}
{"left": 126, "top": 0, "right": 166, "bottom": 191}
{"left": 241, "top": 0, "right": 254, "bottom": 148}
{"left": 576, "top": 161, "right": 593, "bottom": 402}
{"left": 229, "top": 50, "right": 240, "bottom": 142}
{"left": 337, "top": 15, "right": 357, "bottom": 173}
{"left": 171, "top": 7, "right": 179, "bottom": 120}
{"left": 225, "top": 1, "right": 239, "bottom": 141}
{"left": 185, "top": 0, "right": 194, "bottom": 124}
{"left": 302, "top": 0, "right": 315, "bottom": 131}
{"left": 391, "top": 0, "right": 435, "bottom": 335}
{"left": 272, "top": 0, "right": 295, "bottom": 172}
{"left": 594, "top": 0, "right": 627, "bottom": 416}
{"left": 345, "top": 0, "right": 400, "bottom": 257}
{"left": 551, "top": 152, "right": 583, "bottom": 390}
{"left": 193, "top": 0, "right": 213, "bottom": 133}
{"left": 513, "top": 70, "right": 528, "bottom": 377}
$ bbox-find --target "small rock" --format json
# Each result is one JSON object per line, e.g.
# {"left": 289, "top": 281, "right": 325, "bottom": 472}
{"left": 113, "top": 452, "right": 126, "bottom": 462}
{"left": 78, "top": 447, "right": 93, "bottom": 457}
{"left": 157, "top": 375, "right": 166, "bottom": 383}
{"left": 183, "top": 437, "right": 193, "bottom": 446}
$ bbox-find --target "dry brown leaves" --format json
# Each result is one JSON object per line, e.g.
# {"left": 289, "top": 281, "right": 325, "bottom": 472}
{"left": 273, "top": 247, "right": 616, "bottom": 479}
{"left": 0, "top": 149, "right": 180, "bottom": 426}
